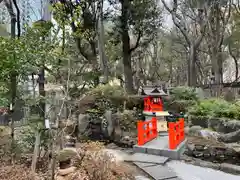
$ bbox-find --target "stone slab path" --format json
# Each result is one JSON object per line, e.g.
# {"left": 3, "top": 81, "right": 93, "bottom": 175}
{"left": 105, "top": 147, "right": 240, "bottom": 180}
{"left": 125, "top": 152, "right": 182, "bottom": 180}
{"left": 134, "top": 162, "right": 179, "bottom": 180}
{"left": 127, "top": 153, "right": 169, "bottom": 164}
{"left": 167, "top": 161, "right": 240, "bottom": 180}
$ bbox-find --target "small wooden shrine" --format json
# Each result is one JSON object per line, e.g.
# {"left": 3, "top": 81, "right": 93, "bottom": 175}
{"left": 141, "top": 86, "right": 170, "bottom": 132}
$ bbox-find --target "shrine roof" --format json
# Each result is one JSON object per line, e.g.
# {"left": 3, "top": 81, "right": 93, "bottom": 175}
{"left": 142, "top": 87, "right": 167, "bottom": 96}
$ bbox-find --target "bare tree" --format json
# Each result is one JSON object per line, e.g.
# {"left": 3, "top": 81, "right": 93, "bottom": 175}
{"left": 97, "top": 0, "right": 109, "bottom": 83}
{"left": 207, "top": 0, "right": 231, "bottom": 85}
{"left": 161, "top": 0, "right": 210, "bottom": 86}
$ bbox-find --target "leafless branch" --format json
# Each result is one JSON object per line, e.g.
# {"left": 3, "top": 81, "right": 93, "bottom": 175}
{"left": 161, "top": 0, "right": 191, "bottom": 45}
{"left": 129, "top": 30, "right": 142, "bottom": 52}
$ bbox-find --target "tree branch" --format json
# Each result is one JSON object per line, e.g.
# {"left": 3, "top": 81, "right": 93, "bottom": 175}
{"left": 129, "top": 30, "right": 141, "bottom": 52}
{"left": 12, "top": 0, "right": 20, "bottom": 38}
{"left": 161, "top": 0, "right": 191, "bottom": 46}
{"left": 228, "top": 43, "right": 239, "bottom": 81}
{"left": 194, "top": 5, "right": 211, "bottom": 48}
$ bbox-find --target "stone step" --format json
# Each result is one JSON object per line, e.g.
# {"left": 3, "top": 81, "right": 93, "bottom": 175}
{"left": 133, "top": 136, "right": 186, "bottom": 160}
{"left": 125, "top": 153, "right": 169, "bottom": 165}
{"left": 134, "top": 162, "right": 179, "bottom": 180}
{"left": 135, "top": 175, "right": 151, "bottom": 180}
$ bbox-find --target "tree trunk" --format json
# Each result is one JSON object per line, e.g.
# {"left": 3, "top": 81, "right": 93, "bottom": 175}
{"left": 228, "top": 44, "right": 239, "bottom": 81}
{"left": 38, "top": 68, "right": 45, "bottom": 119}
{"left": 97, "top": 0, "right": 109, "bottom": 83}
{"left": 5, "top": 0, "right": 17, "bottom": 162}
{"left": 188, "top": 46, "right": 197, "bottom": 86}
{"left": 31, "top": 131, "right": 41, "bottom": 173}
{"left": 121, "top": 0, "right": 134, "bottom": 93}
{"left": 211, "top": 50, "right": 222, "bottom": 85}
{"left": 209, "top": 4, "right": 224, "bottom": 86}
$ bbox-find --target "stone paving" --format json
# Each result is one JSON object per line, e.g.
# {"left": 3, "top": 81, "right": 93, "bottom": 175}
{"left": 106, "top": 142, "right": 240, "bottom": 180}
{"left": 129, "top": 153, "right": 240, "bottom": 180}
{"left": 127, "top": 153, "right": 182, "bottom": 180}
{"left": 167, "top": 161, "right": 240, "bottom": 180}
{"left": 127, "top": 153, "right": 169, "bottom": 164}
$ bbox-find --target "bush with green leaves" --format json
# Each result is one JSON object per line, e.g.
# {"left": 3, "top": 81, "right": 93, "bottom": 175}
{"left": 165, "top": 86, "right": 198, "bottom": 113}
{"left": 188, "top": 98, "right": 240, "bottom": 119}
{"left": 169, "top": 86, "right": 198, "bottom": 101}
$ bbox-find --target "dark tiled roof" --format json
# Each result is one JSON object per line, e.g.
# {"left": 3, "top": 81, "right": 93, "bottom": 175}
{"left": 142, "top": 87, "right": 167, "bottom": 96}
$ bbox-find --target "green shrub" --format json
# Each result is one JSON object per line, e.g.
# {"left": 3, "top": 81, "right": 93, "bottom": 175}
{"left": 170, "top": 86, "right": 198, "bottom": 101}
{"left": 188, "top": 98, "right": 240, "bottom": 119}
{"left": 165, "top": 86, "right": 198, "bottom": 113}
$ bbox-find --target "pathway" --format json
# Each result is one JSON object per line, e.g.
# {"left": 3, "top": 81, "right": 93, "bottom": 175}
{"left": 104, "top": 148, "right": 240, "bottom": 180}
{"left": 167, "top": 161, "right": 240, "bottom": 180}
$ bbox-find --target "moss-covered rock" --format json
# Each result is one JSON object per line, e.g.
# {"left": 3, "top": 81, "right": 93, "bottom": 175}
{"left": 57, "top": 148, "right": 77, "bottom": 162}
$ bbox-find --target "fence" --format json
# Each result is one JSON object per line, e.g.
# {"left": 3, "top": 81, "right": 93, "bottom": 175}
{"left": 201, "top": 82, "right": 240, "bottom": 98}
{"left": 0, "top": 89, "right": 68, "bottom": 127}
{"left": 0, "top": 100, "right": 27, "bottom": 127}
{"left": 137, "top": 116, "right": 157, "bottom": 146}
{"left": 168, "top": 117, "right": 185, "bottom": 150}
{"left": 0, "top": 113, "right": 28, "bottom": 127}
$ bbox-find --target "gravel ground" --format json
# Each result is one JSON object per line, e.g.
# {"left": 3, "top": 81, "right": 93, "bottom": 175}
{"left": 167, "top": 160, "right": 240, "bottom": 180}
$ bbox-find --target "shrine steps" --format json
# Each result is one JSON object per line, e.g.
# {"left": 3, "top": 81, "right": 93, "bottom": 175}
{"left": 133, "top": 133, "right": 186, "bottom": 160}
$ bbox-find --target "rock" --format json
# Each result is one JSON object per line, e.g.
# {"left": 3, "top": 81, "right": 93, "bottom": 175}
{"left": 78, "top": 114, "right": 90, "bottom": 134}
{"left": 65, "top": 136, "right": 76, "bottom": 148}
{"left": 208, "top": 118, "right": 240, "bottom": 134}
{"left": 188, "top": 126, "right": 202, "bottom": 136}
{"left": 57, "top": 148, "right": 77, "bottom": 162}
{"left": 102, "top": 110, "right": 114, "bottom": 138}
{"left": 184, "top": 126, "right": 190, "bottom": 135}
{"left": 208, "top": 118, "right": 225, "bottom": 132}
{"left": 224, "top": 89, "right": 235, "bottom": 102}
{"left": 58, "top": 166, "right": 77, "bottom": 176}
{"left": 225, "top": 143, "right": 240, "bottom": 153}
{"left": 185, "top": 143, "right": 195, "bottom": 156}
{"left": 223, "top": 120, "right": 240, "bottom": 133}
{"left": 114, "top": 126, "right": 123, "bottom": 141}
{"left": 123, "top": 136, "right": 130, "bottom": 141}
{"left": 220, "top": 163, "right": 240, "bottom": 174}
{"left": 195, "top": 87, "right": 205, "bottom": 99}
{"left": 56, "top": 175, "right": 65, "bottom": 180}
{"left": 189, "top": 116, "right": 208, "bottom": 128}
{"left": 199, "top": 129, "right": 220, "bottom": 141}
{"left": 218, "top": 129, "right": 240, "bottom": 143}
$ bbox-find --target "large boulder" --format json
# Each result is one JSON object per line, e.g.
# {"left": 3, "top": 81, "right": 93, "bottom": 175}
{"left": 189, "top": 116, "right": 240, "bottom": 134}
{"left": 186, "top": 126, "right": 220, "bottom": 141}
{"left": 78, "top": 114, "right": 91, "bottom": 135}
{"left": 218, "top": 129, "right": 240, "bottom": 143}
{"left": 101, "top": 110, "right": 114, "bottom": 138}
{"left": 185, "top": 136, "right": 240, "bottom": 164}
{"left": 208, "top": 118, "right": 240, "bottom": 133}
{"left": 189, "top": 116, "right": 209, "bottom": 128}
{"left": 187, "top": 126, "right": 202, "bottom": 136}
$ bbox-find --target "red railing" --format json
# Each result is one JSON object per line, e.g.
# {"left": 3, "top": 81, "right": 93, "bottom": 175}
{"left": 168, "top": 117, "right": 185, "bottom": 150}
{"left": 137, "top": 116, "right": 157, "bottom": 146}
